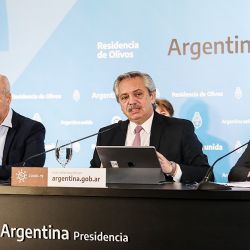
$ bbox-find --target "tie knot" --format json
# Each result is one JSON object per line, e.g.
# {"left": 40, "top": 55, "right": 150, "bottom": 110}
{"left": 134, "top": 125, "right": 143, "bottom": 134}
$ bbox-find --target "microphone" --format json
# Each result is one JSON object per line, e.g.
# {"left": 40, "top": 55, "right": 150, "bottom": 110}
{"left": 19, "top": 121, "right": 123, "bottom": 167}
{"left": 197, "top": 140, "right": 250, "bottom": 190}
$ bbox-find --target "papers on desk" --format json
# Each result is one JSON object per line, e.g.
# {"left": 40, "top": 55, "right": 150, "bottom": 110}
{"left": 225, "top": 182, "right": 250, "bottom": 188}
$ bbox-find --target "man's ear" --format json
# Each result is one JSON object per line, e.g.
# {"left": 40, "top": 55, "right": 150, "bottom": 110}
{"left": 7, "top": 92, "right": 12, "bottom": 105}
{"left": 150, "top": 90, "right": 156, "bottom": 103}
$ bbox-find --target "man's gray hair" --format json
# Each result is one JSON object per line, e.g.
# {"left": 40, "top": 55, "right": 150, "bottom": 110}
{"left": 0, "top": 74, "right": 11, "bottom": 93}
{"left": 113, "top": 71, "right": 156, "bottom": 102}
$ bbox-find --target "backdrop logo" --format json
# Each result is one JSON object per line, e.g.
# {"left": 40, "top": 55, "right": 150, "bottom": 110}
{"left": 111, "top": 116, "right": 121, "bottom": 124}
{"left": 33, "top": 113, "right": 42, "bottom": 123}
{"left": 234, "top": 87, "right": 243, "bottom": 99}
{"left": 72, "top": 90, "right": 81, "bottom": 102}
{"left": 192, "top": 112, "right": 202, "bottom": 129}
{"left": 73, "top": 142, "right": 80, "bottom": 153}
{"left": 234, "top": 140, "right": 245, "bottom": 154}
{"left": 0, "top": 0, "right": 8, "bottom": 50}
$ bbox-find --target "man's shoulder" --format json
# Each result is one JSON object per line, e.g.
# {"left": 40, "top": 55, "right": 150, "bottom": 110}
{"left": 99, "top": 120, "right": 128, "bottom": 133}
{"left": 169, "top": 117, "right": 193, "bottom": 127}
{"left": 12, "top": 110, "right": 45, "bottom": 130}
{"left": 155, "top": 112, "right": 193, "bottom": 128}
{"left": 99, "top": 123, "right": 116, "bottom": 132}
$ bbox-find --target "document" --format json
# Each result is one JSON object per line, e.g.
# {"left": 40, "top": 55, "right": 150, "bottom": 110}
{"left": 225, "top": 182, "right": 250, "bottom": 188}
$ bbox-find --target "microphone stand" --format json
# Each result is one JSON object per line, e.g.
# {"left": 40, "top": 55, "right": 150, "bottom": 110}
{"left": 21, "top": 124, "right": 121, "bottom": 166}
{"left": 197, "top": 141, "right": 250, "bottom": 190}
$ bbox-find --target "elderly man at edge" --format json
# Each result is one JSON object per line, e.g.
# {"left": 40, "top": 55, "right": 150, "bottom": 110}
{"left": 0, "top": 74, "right": 45, "bottom": 179}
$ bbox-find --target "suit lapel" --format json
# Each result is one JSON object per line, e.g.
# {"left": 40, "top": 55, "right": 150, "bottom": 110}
{"left": 150, "top": 112, "right": 166, "bottom": 150}
{"left": 117, "top": 120, "right": 129, "bottom": 145}
{"left": 2, "top": 111, "right": 18, "bottom": 165}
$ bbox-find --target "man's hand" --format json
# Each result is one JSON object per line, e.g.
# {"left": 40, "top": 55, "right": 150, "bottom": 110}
{"left": 156, "top": 151, "right": 173, "bottom": 174}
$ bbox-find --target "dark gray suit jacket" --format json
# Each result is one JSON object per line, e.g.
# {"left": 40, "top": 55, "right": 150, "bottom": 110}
{"left": 228, "top": 144, "right": 250, "bottom": 182}
{"left": 1, "top": 110, "right": 46, "bottom": 179}
{"left": 90, "top": 112, "right": 210, "bottom": 183}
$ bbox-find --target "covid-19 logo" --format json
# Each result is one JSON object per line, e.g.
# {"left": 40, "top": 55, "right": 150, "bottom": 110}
{"left": 16, "top": 169, "right": 28, "bottom": 183}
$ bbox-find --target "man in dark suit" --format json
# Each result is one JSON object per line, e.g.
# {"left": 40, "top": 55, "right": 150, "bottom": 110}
{"left": 0, "top": 74, "right": 45, "bottom": 179}
{"left": 228, "top": 144, "right": 250, "bottom": 182}
{"left": 90, "top": 71, "right": 210, "bottom": 183}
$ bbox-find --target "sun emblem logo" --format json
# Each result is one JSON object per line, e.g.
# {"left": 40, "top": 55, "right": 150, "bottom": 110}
{"left": 16, "top": 169, "right": 28, "bottom": 183}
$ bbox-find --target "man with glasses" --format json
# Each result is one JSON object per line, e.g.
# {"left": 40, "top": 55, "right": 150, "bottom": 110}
{"left": 90, "top": 71, "right": 210, "bottom": 183}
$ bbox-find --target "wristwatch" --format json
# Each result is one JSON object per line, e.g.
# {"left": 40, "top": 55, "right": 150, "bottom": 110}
{"left": 167, "top": 161, "right": 177, "bottom": 176}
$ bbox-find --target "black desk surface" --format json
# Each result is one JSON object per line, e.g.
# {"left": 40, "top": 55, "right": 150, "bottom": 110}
{"left": 0, "top": 182, "right": 249, "bottom": 250}
{"left": 0, "top": 181, "right": 249, "bottom": 200}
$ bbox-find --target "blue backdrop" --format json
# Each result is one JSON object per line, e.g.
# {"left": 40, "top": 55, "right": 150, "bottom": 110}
{"left": 1, "top": 0, "right": 249, "bottom": 182}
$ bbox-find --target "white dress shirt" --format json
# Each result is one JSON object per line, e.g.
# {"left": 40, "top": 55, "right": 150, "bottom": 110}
{"left": 125, "top": 112, "right": 182, "bottom": 182}
{"left": 0, "top": 109, "right": 13, "bottom": 165}
{"left": 125, "top": 113, "right": 153, "bottom": 147}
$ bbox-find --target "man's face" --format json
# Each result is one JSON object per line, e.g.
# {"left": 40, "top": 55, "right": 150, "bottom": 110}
{"left": 0, "top": 82, "right": 11, "bottom": 124}
{"left": 117, "top": 76, "right": 156, "bottom": 124}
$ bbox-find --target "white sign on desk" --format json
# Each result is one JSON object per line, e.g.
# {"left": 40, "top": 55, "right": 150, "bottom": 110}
{"left": 47, "top": 168, "right": 106, "bottom": 188}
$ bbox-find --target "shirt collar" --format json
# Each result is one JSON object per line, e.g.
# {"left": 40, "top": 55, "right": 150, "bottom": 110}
{"left": 129, "top": 112, "right": 154, "bottom": 134}
{"left": 1, "top": 108, "right": 13, "bottom": 128}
